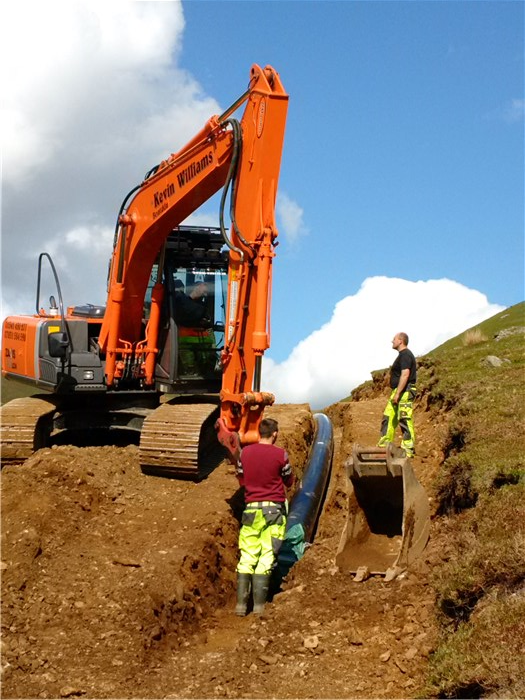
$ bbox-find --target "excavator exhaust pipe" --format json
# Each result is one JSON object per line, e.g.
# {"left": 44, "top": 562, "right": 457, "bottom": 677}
{"left": 336, "top": 443, "right": 430, "bottom": 581}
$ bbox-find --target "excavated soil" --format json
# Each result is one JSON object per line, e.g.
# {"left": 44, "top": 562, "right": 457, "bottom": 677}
{"left": 1, "top": 395, "right": 445, "bottom": 699}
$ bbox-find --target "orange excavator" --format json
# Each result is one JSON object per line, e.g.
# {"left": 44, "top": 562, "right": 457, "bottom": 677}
{"left": 1, "top": 64, "right": 289, "bottom": 478}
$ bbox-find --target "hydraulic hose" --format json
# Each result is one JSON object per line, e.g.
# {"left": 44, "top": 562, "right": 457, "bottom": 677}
{"left": 219, "top": 119, "right": 245, "bottom": 260}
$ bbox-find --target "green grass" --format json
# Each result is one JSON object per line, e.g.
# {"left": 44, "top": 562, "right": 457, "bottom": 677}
{"left": 349, "top": 302, "right": 525, "bottom": 697}
{"left": 426, "top": 593, "right": 525, "bottom": 698}
{"left": 415, "top": 302, "right": 525, "bottom": 697}
{"left": 426, "top": 302, "right": 525, "bottom": 511}
{"left": 1, "top": 377, "right": 40, "bottom": 405}
{"left": 433, "top": 485, "right": 525, "bottom": 617}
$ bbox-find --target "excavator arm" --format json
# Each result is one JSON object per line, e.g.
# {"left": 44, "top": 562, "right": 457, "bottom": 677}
{"left": 98, "top": 64, "right": 288, "bottom": 457}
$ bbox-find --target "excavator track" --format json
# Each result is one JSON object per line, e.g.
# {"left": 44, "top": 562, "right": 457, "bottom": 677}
{"left": 139, "top": 402, "right": 225, "bottom": 479}
{"left": 1, "top": 396, "right": 58, "bottom": 465}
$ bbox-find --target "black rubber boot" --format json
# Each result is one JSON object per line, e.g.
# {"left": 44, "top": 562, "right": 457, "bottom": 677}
{"left": 235, "top": 573, "right": 252, "bottom": 616}
{"left": 252, "top": 574, "right": 271, "bottom": 614}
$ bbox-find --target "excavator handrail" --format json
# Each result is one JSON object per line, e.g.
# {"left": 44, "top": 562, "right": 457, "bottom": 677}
{"left": 35, "top": 253, "right": 72, "bottom": 351}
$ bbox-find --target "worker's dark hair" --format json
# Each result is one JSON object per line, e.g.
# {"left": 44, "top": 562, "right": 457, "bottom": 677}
{"left": 259, "top": 417, "right": 278, "bottom": 438}
{"left": 399, "top": 332, "right": 409, "bottom": 345}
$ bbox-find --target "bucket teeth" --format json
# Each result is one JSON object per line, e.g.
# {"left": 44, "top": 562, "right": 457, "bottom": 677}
{"left": 384, "top": 565, "right": 405, "bottom": 582}
{"left": 353, "top": 566, "right": 370, "bottom": 582}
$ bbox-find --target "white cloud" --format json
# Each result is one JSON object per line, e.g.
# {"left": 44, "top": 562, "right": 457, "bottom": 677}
{"left": 263, "top": 276, "right": 505, "bottom": 409}
{"left": 0, "top": 1, "right": 305, "bottom": 329}
{"left": 276, "top": 192, "right": 308, "bottom": 244}
{"left": 503, "top": 98, "right": 525, "bottom": 123}
{"left": 484, "top": 98, "right": 525, "bottom": 125}
{"left": 1, "top": 0, "right": 221, "bottom": 317}
{"left": 2, "top": 2, "right": 185, "bottom": 187}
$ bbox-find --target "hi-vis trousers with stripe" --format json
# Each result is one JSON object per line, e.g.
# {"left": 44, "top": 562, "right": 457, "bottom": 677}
{"left": 377, "top": 386, "right": 416, "bottom": 455}
{"left": 237, "top": 502, "right": 286, "bottom": 576}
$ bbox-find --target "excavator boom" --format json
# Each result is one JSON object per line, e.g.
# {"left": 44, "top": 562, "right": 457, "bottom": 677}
{"left": 99, "top": 64, "right": 288, "bottom": 455}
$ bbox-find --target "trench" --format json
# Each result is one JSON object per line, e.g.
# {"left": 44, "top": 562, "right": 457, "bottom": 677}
{"left": 1, "top": 409, "right": 335, "bottom": 698}
{"left": 147, "top": 413, "right": 335, "bottom": 652}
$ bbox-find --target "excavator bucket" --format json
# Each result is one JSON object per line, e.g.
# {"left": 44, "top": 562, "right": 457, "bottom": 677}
{"left": 336, "top": 443, "right": 430, "bottom": 581}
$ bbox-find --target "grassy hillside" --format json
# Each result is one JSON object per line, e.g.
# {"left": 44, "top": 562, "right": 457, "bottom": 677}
{"left": 419, "top": 302, "right": 525, "bottom": 697}
{"left": 353, "top": 302, "right": 525, "bottom": 698}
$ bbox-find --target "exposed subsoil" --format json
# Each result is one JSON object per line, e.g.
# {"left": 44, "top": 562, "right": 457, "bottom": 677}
{"left": 1, "top": 394, "right": 445, "bottom": 699}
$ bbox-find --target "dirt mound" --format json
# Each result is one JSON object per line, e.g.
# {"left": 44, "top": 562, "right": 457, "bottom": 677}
{"left": 1, "top": 397, "right": 443, "bottom": 698}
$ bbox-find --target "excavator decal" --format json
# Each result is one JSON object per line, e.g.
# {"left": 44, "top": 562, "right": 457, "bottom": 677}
{"left": 176, "top": 153, "right": 214, "bottom": 187}
{"left": 153, "top": 182, "right": 176, "bottom": 208}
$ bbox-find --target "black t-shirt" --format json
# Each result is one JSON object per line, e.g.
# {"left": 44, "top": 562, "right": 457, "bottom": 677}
{"left": 390, "top": 348, "right": 417, "bottom": 389}
{"left": 174, "top": 291, "right": 211, "bottom": 327}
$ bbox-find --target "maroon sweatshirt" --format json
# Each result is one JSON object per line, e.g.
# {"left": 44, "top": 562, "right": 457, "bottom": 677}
{"left": 236, "top": 443, "right": 294, "bottom": 503}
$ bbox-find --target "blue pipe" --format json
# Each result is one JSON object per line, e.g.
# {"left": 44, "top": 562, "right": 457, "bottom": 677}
{"left": 277, "top": 412, "right": 334, "bottom": 578}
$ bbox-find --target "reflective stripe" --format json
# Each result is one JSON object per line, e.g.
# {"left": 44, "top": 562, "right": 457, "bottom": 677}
{"left": 245, "top": 500, "right": 283, "bottom": 509}
{"left": 237, "top": 508, "right": 287, "bottom": 575}
{"left": 178, "top": 327, "right": 213, "bottom": 338}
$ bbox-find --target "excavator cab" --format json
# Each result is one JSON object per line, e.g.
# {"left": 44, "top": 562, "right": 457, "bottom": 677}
{"left": 137, "top": 226, "right": 231, "bottom": 478}
{"left": 149, "top": 226, "right": 228, "bottom": 394}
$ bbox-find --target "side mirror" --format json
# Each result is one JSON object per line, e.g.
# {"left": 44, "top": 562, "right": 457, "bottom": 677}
{"left": 48, "top": 331, "right": 70, "bottom": 359}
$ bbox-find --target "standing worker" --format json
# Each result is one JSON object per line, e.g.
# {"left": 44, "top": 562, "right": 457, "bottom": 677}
{"left": 377, "top": 332, "right": 417, "bottom": 457}
{"left": 173, "top": 279, "right": 215, "bottom": 375}
{"left": 235, "top": 418, "right": 294, "bottom": 616}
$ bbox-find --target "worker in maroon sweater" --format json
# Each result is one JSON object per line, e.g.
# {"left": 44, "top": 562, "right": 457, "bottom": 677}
{"left": 234, "top": 417, "right": 294, "bottom": 616}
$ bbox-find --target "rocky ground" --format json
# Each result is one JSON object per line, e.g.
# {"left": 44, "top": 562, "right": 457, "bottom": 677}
{"left": 1, "top": 394, "right": 445, "bottom": 699}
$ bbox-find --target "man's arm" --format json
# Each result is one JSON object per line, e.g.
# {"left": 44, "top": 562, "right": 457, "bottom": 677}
{"left": 392, "top": 368, "right": 410, "bottom": 404}
{"left": 281, "top": 453, "right": 294, "bottom": 488}
{"left": 235, "top": 454, "right": 245, "bottom": 486}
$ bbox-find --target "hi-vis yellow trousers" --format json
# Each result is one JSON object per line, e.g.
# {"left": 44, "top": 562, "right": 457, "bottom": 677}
{"left": 237, "top": 502, "right": 286, "bottom": 576}
{"left": 377, "top": 386, "right": 416, "bottom": 456}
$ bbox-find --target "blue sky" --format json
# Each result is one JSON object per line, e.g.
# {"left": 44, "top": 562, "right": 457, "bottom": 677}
{"left": 181, "top": 0, "right": 523, "bottom": 357}
{"left": 2, "top": 1, "right": 523, "bottom": 408}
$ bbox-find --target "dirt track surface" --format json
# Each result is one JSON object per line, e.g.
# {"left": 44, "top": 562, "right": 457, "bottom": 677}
{"left": 1, "top": 397, "right": 443, "bottom": 698}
